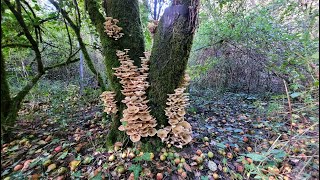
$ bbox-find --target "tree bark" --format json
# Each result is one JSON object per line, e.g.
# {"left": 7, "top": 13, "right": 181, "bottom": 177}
{"left": 85, "top": 0, "right": 145, "bottom": 146}
{"left": 148, "top": 0, "right": 197, "bottom": 127}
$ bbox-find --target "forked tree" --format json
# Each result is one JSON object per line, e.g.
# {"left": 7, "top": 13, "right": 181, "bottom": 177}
{"left": 85, "top": 0, "right": 199, "bottom": 148}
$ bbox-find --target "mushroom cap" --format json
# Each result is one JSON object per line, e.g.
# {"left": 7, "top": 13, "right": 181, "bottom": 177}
{"left": 135, "top": 91, "right": 145, "bottom": 96}
{"left": 181, "top": 133, "right": 192, "bottom": 144}
{"left": 148, "top": 128, "right": 157, "bottom": 136}
{"left": 127, "top": 106, "right": 140, "bottom": 114}
{"left": 157, "top": 129, "right": 170, "bottom": 140}
{"left": 114, "top": 142, "right": 123, "bottom": 147}
{"left": 177, "top": 109, "right": 186, "bottom": 117}
{"left": 127, "top": 129, "right": 137, "bottom": 136}
{"left": 118, "top": 125, "right": 126, "bottom": 131}
{"left": 130, "top": 134, "right": 141, "bottom": 142}
{"left": 172, "top": 125, "right": 184, "bottom": 135}
{"left": 178, "top": 121, "right": 192, "bottom": 130}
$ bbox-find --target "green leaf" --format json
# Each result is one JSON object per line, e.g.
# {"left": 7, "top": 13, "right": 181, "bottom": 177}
{"left": 245, "top": 153, "right": 266, "bottom": 162}
{"left": 290, "top": 92, "right": 301, "bottom": 98}
{"left": 58, "top": 151, "right": 68, "bottom": 160}
{"left": 71, "top": 171, "right": 82, "bottom": 178}
{"left": 216, "top": 143, "right": 226, "bottom": 149}
{"left": 51, "top": 138, "right": 60, "bottom": 144}
{"left": 34, "top": 4, "right": 41, "bottom": 11}
{"left": 90, "top": 172, "right": 102, "bottom": 180}
{"left": 29, "top": 157, "right": 41, "bottom": 168}
{"left": 201, "top": 176, "right": 209, "bottom": 180}
{"left": 8, "top": 145, "right": 19, "bottom": 152}
{"left": 133, "top": 153, "right": 151, "bottom": 162}
{"left": 128, "top": 164, "right": 142, "bottom": 180}
{"left": 271, "top": 149, "right": 287, "bottom": 159}
{"left": 311, "top": 52, "right": 319, "bottom": 59}
{"left": 254, "top": 175, "right": 263, "bottom": 179}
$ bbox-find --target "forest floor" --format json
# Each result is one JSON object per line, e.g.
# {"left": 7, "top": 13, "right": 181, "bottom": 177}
{"left": 1, "top": 90, "right": 319, "bottom": 180}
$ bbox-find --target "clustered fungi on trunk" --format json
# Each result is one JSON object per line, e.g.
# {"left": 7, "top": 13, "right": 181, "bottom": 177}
{"left": 100, "top": 17, "right": 193, "bottom": 148}
{"left": 156, "top": 74, "right": 192, "bottom": 148}
{"left": 103, "top": 17, "right": 124, "bottom": 40}
{"left": 100, "top": 91, "right": 118, "bottom": 114}
{"left": 112, "top": 49, "right": 157, "bottom": 142}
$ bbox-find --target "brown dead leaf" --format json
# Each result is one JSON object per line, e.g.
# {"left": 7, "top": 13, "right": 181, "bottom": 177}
{"left": 183, "top": 162, "right": 192, "bottom": 172}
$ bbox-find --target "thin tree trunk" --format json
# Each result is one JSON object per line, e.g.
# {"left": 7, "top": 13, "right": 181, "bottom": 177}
{"left": 49, "top": 0, "right": 107, "bottom": 92}
{"left": 78, "top": 43, "right": 84, "bottom": 95}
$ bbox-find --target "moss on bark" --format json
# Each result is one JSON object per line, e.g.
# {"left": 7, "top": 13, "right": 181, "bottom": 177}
{"left": 148, "top": 2, "right": 196, "bottom": 127}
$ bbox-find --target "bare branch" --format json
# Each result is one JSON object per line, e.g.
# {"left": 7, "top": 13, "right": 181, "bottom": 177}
{"left": 4, "top": 0, "right": 44, "bottom": 74}
{"left": 1, "top": 43, "right": 32, "bottom": 48}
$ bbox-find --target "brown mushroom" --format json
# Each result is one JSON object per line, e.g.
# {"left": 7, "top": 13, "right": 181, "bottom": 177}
{"left": 130, "top": 134, "right": 141, "bottom": 142}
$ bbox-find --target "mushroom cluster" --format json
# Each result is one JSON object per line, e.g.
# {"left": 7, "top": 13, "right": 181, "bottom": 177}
{"left": 157, "top": 74, "right": 193, "bottom": 148}
{"left": 104, "top": 17, "right": 124, "bottom": 40}
{"left": 113, "top": 49, "right": 157, "bottom": 142}
{"left": 100, "top": 91, "right": 118, "bottom": 115}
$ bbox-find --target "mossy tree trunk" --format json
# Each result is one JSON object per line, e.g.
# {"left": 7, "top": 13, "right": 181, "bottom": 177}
{"left": 85, "top": 0, "right": 198, "bottom": 148}
{"left": 85, "top": 0, "right": 146, "bottom": 146}
{"left": 148, "top": 0, "right": 198, "bottom": 127}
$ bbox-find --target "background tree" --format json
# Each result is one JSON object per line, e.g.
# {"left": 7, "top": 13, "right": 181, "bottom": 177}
{"left": 1, "top": 0, "right": 80, "bottom": 141}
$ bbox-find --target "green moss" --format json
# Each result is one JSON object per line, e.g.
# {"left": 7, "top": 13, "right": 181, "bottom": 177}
{"left": 140, "top": 137, "right": 163, "bottom": 152}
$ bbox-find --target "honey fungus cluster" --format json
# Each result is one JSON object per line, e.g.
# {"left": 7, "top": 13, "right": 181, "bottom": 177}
{"left": 113, "top": 49, "right": 157, "bottom": 142}
{"left": 100, "top": 91, "right": 118, "bottom": 115}
{"left": 157, "top": 74, "right": 192, "bottom": 148}
{"left": 104, "top": 17, "right": 124, "bottom": 40}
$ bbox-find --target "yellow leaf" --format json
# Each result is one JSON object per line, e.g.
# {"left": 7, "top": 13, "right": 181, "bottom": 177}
{"left": 46, "top": 164, "right": 56, "bottom": 173}
{"left": 69, "top": 160, "right": 81, "bottom": 171}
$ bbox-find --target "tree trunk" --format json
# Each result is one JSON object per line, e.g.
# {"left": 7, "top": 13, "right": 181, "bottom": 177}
{"left": 1, "top": 31, "right": 13, "bottom": 141}
{"left": 148, "top": 0, "right": 197, "bottom": 127}
{"left": 85, "top": 0, "right": 145, "bottom": 146}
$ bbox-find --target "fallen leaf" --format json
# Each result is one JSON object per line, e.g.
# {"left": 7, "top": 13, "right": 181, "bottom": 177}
{"left": 14, "top": 164, "right": 23, "bottom": 171}
{"left": 22, "top": 159, "right": 33, "bottom": 171}
{"left": 69, "top": 160, "right": 81, "bottom": 171}
{"left": 208, "top": 161, "right": 217, "bottom": 172}
{"left": 46, "top": 164, "right": 56, "bottom": 173}
{"left": 183, "top": 162, "right": 192, "bottom": 172}
{"left": 54, "top": 146, "right": 62, "bottom": 153}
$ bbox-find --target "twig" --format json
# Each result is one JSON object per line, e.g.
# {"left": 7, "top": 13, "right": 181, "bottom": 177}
{"left": 283, "top": 79, "right": 295, "bottom": 154}
{"left": 297, "top": 151, "right": 317, "bottom": 178}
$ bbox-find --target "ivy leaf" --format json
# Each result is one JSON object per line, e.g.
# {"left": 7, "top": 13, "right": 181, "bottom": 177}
{"left": 133, "top": 153, "right": 152, "bottom": 162}
{"left": 128, "top": 164, "right": 142, "bottom": 180}
{"left": 90, "top": 172, "right": 102, "bottom": 180}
